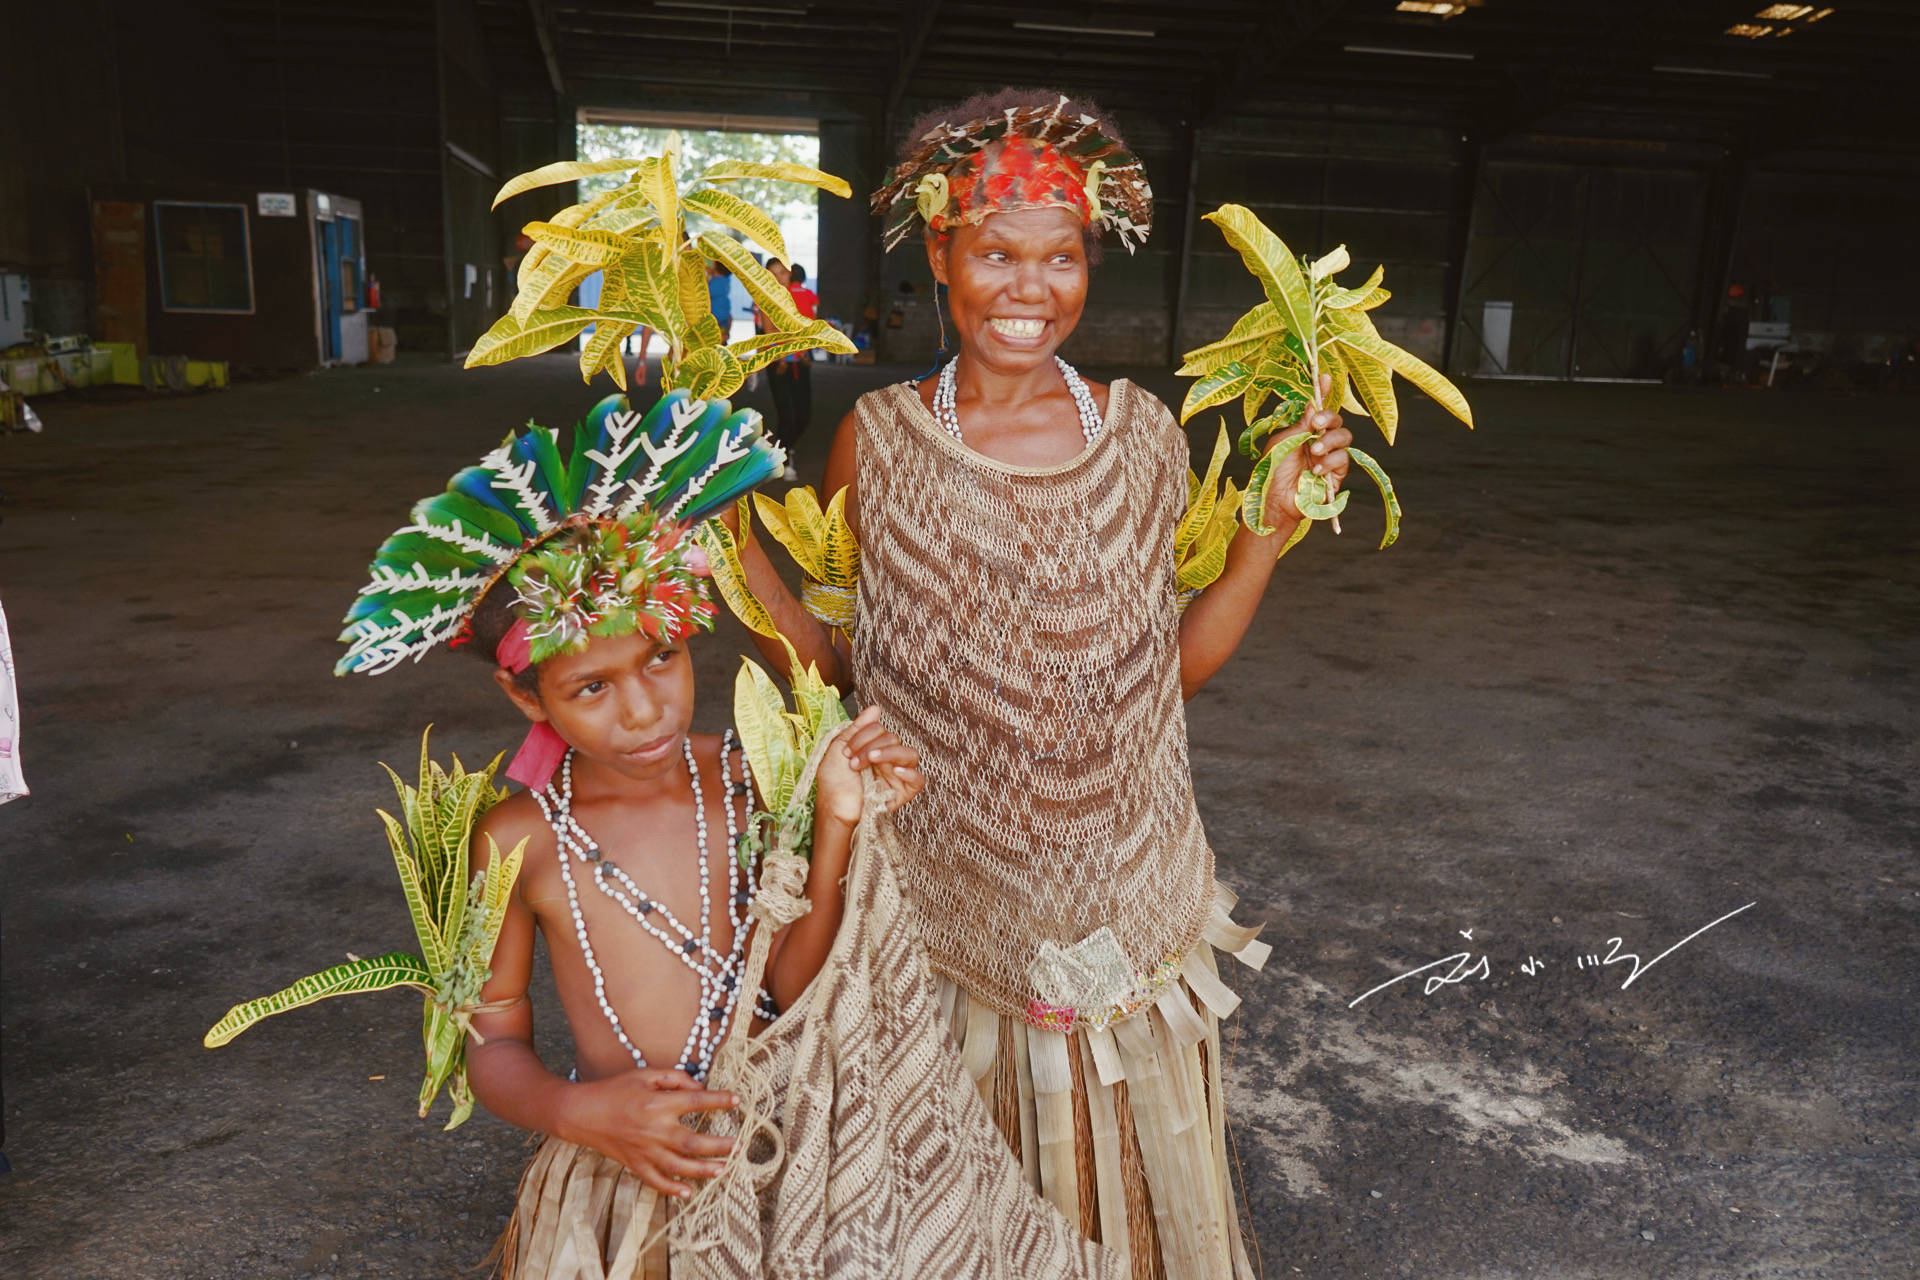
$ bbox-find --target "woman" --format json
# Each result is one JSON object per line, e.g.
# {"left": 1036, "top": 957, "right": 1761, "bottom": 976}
{"left": 729, "top": 89, "right": 1352, "bottom": 1280}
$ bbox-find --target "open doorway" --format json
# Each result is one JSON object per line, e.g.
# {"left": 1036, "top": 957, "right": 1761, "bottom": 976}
{"left": 576, "top": 110, "right": 820, "bottom": 361}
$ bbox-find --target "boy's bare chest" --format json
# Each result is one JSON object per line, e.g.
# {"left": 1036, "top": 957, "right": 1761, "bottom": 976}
{"left": 520, "top": 783, "right": 758, "bottom": 1074}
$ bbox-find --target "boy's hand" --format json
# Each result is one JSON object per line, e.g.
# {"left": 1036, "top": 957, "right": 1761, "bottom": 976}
{"left": 561, "top": 1067, "right": 739, "bottom": 1197}
{"left": 819, "top": 706, "right": 924, "bottom": 824}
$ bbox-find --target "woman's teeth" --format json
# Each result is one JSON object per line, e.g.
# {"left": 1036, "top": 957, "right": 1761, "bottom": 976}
{"left": 989, "top": 318, "right": 1044, "bottom": 339}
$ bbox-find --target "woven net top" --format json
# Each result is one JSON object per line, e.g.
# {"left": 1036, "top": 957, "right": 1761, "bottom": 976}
{"left": 850, "top": 378, "right": 1214, "bottom": 1015}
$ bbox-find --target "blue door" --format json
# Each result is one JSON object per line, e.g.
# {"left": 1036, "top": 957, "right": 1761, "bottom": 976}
{"left": 318, "top": 216, "right": 343, "bottom": 361}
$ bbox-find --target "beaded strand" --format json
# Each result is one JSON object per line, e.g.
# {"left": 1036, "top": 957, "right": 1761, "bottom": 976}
{"left": 933, "top": 355, "right": 1103, "bottom": 447}
{"left": 534, "top": 731, "right": 772, "bottom": 1080}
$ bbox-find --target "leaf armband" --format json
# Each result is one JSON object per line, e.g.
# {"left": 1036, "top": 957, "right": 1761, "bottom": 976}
{"left": 203, "top": 729, "right": 524, "bottom": 1131}
{"left": 752, "top": 486, "right": 861, "bottom": 638}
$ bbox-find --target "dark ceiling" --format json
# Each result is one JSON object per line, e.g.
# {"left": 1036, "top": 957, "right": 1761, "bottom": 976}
{"left": 474, "top": 0, "right": 1918, "bottom": 154}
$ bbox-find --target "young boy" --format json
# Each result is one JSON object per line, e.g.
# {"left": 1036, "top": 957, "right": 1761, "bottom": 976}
{"left": 331, "top": 391, "right": 1117, "bottom": 1279}
{"left": 461, "top": 591, "right": 919, "bottom": 1264}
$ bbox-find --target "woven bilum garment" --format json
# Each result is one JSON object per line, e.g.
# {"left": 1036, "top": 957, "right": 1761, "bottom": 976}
{"left": 848, "top": 380, "right": 1271, "bottom": 1280}
{"left": 498, "top": 733, "right": 1118, "bottom": 1280}
{"left": 849, "top": 379, "right": 1215, "bottom": 1016}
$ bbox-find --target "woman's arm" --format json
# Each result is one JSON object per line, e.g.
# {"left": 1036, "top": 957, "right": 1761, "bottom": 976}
{"left": 724, "top": 410, "right": 861, "bottom": 687}
{"left": 1178, "top": 380, "right": 1351, "bottom": 699}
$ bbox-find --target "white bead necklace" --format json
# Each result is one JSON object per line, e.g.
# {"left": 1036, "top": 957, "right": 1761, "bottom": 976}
{"left": 533, "top": 731, "right": 770, "bottom": 1081}
{"left": 932, "top": 355, "right": 1104, "bottom": 448}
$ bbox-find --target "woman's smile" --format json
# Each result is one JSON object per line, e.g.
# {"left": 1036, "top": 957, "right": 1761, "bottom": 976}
{"left": 987, "top": 316, "right": 1048, "bottom": 344}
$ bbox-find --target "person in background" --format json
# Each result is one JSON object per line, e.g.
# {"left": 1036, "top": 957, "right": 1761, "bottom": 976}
{"left": 706, "top": 260, "right": 734, "bottom": 339}
{"left": 756, "top": 261, "right": 818, "bottom": 481}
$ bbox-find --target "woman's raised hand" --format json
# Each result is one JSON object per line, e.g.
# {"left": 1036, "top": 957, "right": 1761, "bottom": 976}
{"left": 1261, "top": 372, "right": 1353, "bottom": 529}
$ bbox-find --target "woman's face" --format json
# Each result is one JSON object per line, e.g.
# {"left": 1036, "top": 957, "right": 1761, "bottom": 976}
{"left": 928, "top": 206, "right": 1088, "bottom": 378}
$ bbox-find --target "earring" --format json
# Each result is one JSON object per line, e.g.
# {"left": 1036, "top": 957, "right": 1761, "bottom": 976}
{"left": 915, "top": 282, "right": 951, "bottom": 383}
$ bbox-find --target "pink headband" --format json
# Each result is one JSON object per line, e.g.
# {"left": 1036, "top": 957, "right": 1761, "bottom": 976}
{"left": 496, "top": 619, "right": 566, "bottom": 791}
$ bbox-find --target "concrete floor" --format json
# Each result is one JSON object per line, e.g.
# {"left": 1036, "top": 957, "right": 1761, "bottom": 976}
{"left": 0, "top": 355, "right": 1915, "bottom": 1279}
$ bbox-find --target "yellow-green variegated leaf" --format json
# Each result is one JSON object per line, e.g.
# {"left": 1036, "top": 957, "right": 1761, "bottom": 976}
{"left": 579, "top": 321, "right": 636, "bottom": 389}
{"left": 1309, "top": 244, "right": 1351, "bottom": 280}
{"left": 675, "top": 247, "right": 711, "bottom": 341}
{"left": 698, "top": 232, "right": 801, "bottom": 329}
{"left": 753, "top": 489, "right": 823, "bottom": 578}
{"left": 1177, "top": 302, "right": 1283, "bottom": 376}
{"left": 822, "top": 487, "right": 859, "bottom": 587}
{"left": 581, "top": 187, "right": 661, "bottom": 238}
{"left": 517, "top": 201, "right": 594, "bottom": 278}
{"left": 688, "top": 314, "right": 725, "bottom": 350}
{"left": 203, "top": 953, "right": 432, "bottom": 1048}
{"left": 523, "top": 221, "right": 633, "bottom": 268}
{"left": 474, "top": 834, "right": 526, "bottom": 962}
{"left": 1330, "top": 325, "right": 1473, "bottom": 427}
{"left": 674, "top": 344, "right": 746, "bottom": 400}
{"left": 1346, "top": 446, "right": 1402, "bottom": 550}
{"left": 1323, "top": 306, "right": 1397, "bottom": 440}
{"left": 735, "top": 657, "right": 800, "bottom": 812}
{"left": 1250, "top": 351, "right": 1316, "bottom": 403}
{"left": 513, "top": 256, "right": 594, "bottom": 326}
{"left": 728, "top": 322, "right": 854, "bottom": 374}
{"left": 602, "top": 241, "right": 681, "bottom": 335}
{"left": 1295, "top": 471, "right": 1350, "bottom": 521}
{"left": 638, "top": 155, "right": 679, "bottom": 243}
{"left": 1322, "top": 265, "right": 1384, "bottom": 310}
{"left": 464, "top": 307, "right": 597, "bottom": 369}
{"left": 377, "top": 805, "right": 450, "bottom": 972}
{"left": 786, "top": 482, "right": 829, "bottom": 557}
{"left": 750, "top": 491, "right": 805, "bottom": 568}
{"left": 492, "top": 157, "right": 646, "bottom": 208}
{"left": 1243, "top": 380, "right": 1274, "bottom": 428}
{"left": 1345, "top": 343, "right": 1399, "bottom": 443}
{"left": 1274, "top": 516, "right": 1311, "bottom": 560}
{"left": 700, "top": 160, "right": 853, "bottom": 199}
{"left": 1353, "top": 286, "right": 1391, "bottom": 311}
{"left": 696, "top": 515, "right": 799, "bottom": 671}
{"left": 1179, "top": 360, "right": 1255, "bottom": 425}
{"left": 1175, "top": 424, "right": 1231, "bottom": 559}
{"left": 683, "top": 188, "right": 789, "bottom": 264}
{"left": 1202, "top": 205, "right": 1316, "bottom": 351}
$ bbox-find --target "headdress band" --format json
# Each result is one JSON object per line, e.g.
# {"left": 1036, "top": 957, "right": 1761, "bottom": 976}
{"left": 872, "top": 95, "right": 1153, "bottom": 255}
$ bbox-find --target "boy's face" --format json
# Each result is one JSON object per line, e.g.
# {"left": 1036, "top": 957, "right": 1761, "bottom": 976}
{"left": 496, "top": 630, "right": 696, "bottom": 783}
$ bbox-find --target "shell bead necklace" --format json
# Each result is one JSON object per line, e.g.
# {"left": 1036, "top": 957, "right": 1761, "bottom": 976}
{"left": 533, "top": 731, "right": 768, "bottom": 1081}
{"left": 933, "top": 355, "right": 1103, "bottom": 447}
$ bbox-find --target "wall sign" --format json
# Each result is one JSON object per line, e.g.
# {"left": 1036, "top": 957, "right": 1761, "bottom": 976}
{"left": 257, "top": 192, "right": 297, "bottom": 218}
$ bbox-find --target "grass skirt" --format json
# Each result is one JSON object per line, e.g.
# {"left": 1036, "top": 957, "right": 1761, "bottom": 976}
{"left": 497, "top": 1136, "right": 671, "bottom": 1279}
{"left": 935, "top": 881, "right": 1269, "bottom": 1280}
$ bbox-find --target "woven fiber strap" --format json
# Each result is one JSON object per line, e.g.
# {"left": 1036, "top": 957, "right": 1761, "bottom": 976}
{"left": 799, "top": 578, "right": 857, "bottom": 632}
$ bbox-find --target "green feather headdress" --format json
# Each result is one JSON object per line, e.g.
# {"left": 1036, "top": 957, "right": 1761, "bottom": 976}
{"left": 337, "top": 389, "right": 783, "bottom": 676}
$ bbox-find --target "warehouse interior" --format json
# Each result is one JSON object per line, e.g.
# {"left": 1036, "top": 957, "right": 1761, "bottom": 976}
{"left": 2, "top": 2, "right": 1917, "bottom": 1276}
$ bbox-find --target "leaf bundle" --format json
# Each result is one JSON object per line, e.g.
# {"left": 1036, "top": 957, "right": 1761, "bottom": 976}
{"left": 471, "top": 143, "right": 857, "bottom": 395}
{"left": 1178, "top": 204, "right": 1473, "bottom": 548}
{"left": 204, "top": 729, "right": 524, "bottom": 1130}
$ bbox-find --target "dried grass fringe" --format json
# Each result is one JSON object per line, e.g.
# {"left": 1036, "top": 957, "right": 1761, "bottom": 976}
{"left": 936, "top": 877, "right": 1269, "bottom": 1280}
